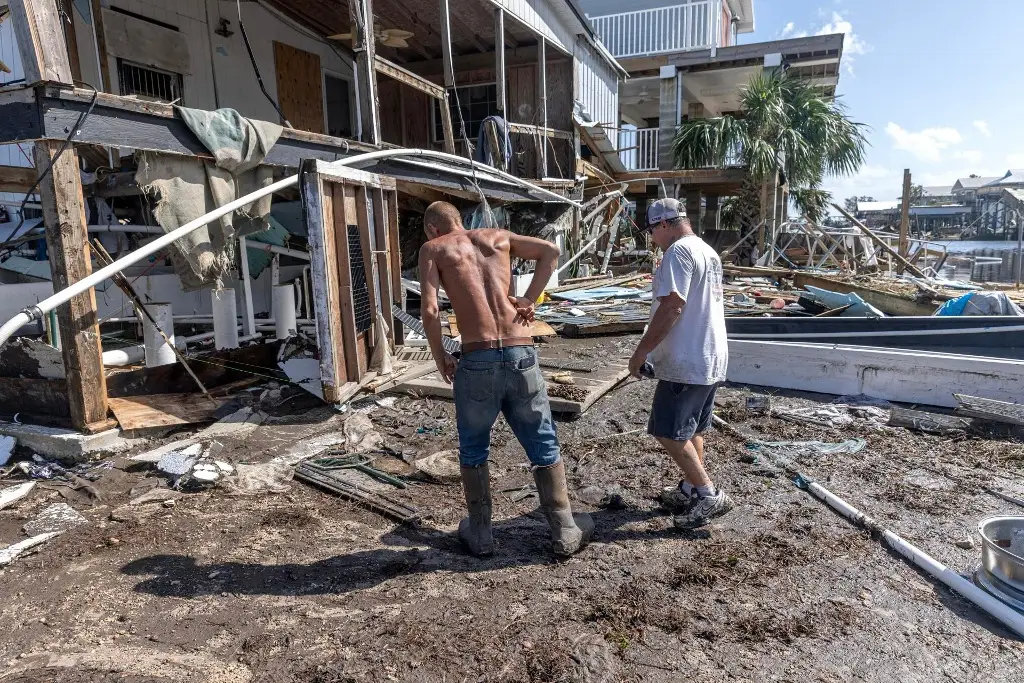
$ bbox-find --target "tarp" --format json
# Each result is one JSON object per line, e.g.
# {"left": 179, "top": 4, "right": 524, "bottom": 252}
{"left": 935, "top": 291, "right": 1024, "bottom": 317}
{"left": 802, "top": 285, "right": 886, "bottom": 317}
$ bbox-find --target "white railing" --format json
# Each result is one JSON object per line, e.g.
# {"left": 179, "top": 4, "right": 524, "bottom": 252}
{"left": 590, "top": 2, "right": 719, "bottom": 59}
{"left": 618, "top": 128, "right": 659, "bottom": 172}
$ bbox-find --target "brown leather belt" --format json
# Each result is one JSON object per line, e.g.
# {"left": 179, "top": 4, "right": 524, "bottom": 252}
{"left": 460, "top": 337, "right": 535, "bottom": 353}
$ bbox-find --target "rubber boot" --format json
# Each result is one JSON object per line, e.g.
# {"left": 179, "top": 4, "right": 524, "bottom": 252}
{"left": 458, "top": 464, "right": 494, "bottom": 557}
{"left": 533, "top": 460, "right": 594, "bottom": 557}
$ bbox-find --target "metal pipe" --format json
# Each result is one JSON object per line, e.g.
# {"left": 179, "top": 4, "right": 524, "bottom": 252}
{"left": 0, "top": 148, "right": 577, "bottom": 348}
{"left": 244, "top": 241, "right": 311, "bottom": 260}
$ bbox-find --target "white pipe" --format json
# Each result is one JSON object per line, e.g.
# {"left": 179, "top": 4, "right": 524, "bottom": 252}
{"left": 556, "top": 228, "right": 610, "bottom": 276}
{"left": 801, "top": 477, "right": 1024, "bottom": 639}
{"left": 244, "top": 241, "right": 311, "bottom": 260}
{"left": 102, "top": 329, "right": 220, "bottom": 367}
{"left": 142, "top": 303, "right": 176, "bottom": 367}
{"left": 0, "top": 148, "right": 578, "bottom": 349}
{"left": 212, "top": 288, "right": 239, "bottom": 350}
{"left": 273, "top": 284, "right": 297, "bottom": 339}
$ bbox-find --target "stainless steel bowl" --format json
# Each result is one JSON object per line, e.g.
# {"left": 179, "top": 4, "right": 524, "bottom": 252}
{"left": 978, "top": 516, "right": 1024, "bottom": 592}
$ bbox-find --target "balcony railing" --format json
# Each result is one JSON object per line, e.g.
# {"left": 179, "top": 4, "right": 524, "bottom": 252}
{"left": 590, "top": 2, "right": 720, "bottom": 59}
{"left": 618, "top": 128, "right": 660, "bottom": 172}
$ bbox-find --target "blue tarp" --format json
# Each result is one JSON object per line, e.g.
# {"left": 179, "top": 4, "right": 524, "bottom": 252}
{"left": 802, "top": 285, "right": 885, "bottom": 317}
{"left": 935, "top": 291, "right": 1024, "bottom": 316}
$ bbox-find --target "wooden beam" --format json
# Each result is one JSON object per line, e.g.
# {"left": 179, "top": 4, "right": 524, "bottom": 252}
{"left": 439, "top": 0, "right": 455, "bottom": 90}
{"left": 614, "top": 168, "right": 748, "bottom": 184}
{"left": 506, "top": 122, "right": 573, "bottom": 140}
{"left": 440, "top": 91, "right": 457, "bottom": 155}
{"left": 495, "top": 8, "right": 506, "bottom": 117}
{"left": 403, "top": 44, "right": 563, "bottom": 78}
{"left": 899, "top": 168, "right": 911, "bottom": 269}
{"left": 833, "top": 203, "right": 927, "bottom": 278}
{"left": 57, "top": 0, "right": 82, "bottom": 82}
{"left": 537, "top": 37, "right": 547, "bottom": 178}
{"left": 350, "top": 0, "right": 381, "bottom": 144}
{"left": 9, "top": 0, "right": 72, "bottom": 84}
{"left": 373, "top": 55, "right": 445, "bottom": 99}
{"left": 0, "top": 164, "right": 37, "bottom": 193}
{"left": 34, "top": 139, "right": 108, "bottom": 430}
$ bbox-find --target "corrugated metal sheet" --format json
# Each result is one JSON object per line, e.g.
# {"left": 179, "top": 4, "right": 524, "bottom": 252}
{"left": 574, "top": 36, "right": 618, "bottom": 128}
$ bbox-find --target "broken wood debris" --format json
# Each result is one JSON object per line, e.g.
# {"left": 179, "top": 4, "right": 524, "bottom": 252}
{"left": 294, "top": 460, "right": 419, "bottom": 523}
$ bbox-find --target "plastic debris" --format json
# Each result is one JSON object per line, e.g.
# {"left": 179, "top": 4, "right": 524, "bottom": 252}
{"left": 0, "top": 532, "right": 61, "bottom": 567}
{"left": 24, "top": 502, "right": 88, "bottom": 536}
{"left": 18, "top": 455, "right": 113, "bottom": 482}
{"left": 344, "top": 414, "right": 384, "bottom": 452}
{"left": 746, "top": 438, "right": 867, "bottom": 461}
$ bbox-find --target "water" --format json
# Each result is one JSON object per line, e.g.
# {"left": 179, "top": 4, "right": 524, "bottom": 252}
{"left": 931, "top": 240, "right": 1023, "bottom": 283}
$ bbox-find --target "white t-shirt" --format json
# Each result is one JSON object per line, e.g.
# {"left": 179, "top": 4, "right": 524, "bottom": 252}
{"left": 646, "top": 235, "right": 728, "bottom": 384}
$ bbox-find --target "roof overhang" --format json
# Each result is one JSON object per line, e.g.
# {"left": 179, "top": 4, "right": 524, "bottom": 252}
{"left": 672, "top": 33, "right": 844, "bottom": 72}
{"left": 726, "top": 0, "right": 755, "bottom": 34}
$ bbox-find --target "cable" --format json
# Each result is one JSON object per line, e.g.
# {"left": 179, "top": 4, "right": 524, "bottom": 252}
{"left": 0, "top": 81, "right": 101, "bottom": 255}
{"left": 236, "top": 0, "right": 292, "bottom": 128}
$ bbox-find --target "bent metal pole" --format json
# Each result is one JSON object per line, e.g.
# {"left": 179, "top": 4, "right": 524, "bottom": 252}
{"left": 0, "top": 149, "right": 579, "bottom": 348}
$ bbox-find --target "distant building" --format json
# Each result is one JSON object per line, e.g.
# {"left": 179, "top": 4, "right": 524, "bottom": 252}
{"left": 974, "top": 170, "right": 1024, "bottom": 239}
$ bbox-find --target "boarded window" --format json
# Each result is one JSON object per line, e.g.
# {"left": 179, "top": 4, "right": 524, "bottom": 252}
{"left": 117, "top": 60, "right": 183, "bottom": 103}
{"left": 273, "top": 42, "right": 325, "bottom": 134}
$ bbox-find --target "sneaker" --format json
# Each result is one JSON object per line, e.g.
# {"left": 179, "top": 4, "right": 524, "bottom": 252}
{"left": 659, "top": 482, "right": 695, "bottom": 511}
{"left": 673, "top": 489, "right": 733, "bottom": 529}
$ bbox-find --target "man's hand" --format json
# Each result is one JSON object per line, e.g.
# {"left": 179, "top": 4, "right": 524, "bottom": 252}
{"left": 436, "top": 353, "right": 457, "bottom": 384}
{"left": 628, "top": 349, "right": 647, "bottom": 379}
{"left": 508, "top": 296, "right": 536, "bottom": 326}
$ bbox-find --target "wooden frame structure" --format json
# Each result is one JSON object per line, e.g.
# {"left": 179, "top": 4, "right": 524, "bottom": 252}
{"left": 300, "top": 161, "right": 401, "bottom": 404}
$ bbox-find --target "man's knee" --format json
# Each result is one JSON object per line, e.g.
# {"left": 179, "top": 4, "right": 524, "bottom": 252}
{"left": 459, "top": 448, "right": 490, "bottom": 468}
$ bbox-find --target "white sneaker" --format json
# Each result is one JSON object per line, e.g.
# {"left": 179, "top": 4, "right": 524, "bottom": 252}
{"left": 673, "top": 489, "right": 733, "bottom": 529}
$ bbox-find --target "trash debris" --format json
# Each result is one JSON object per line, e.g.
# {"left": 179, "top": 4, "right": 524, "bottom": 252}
{"left": 18, "top": 455, "right": 114, "bottom": 482}
{"left": 0, "top": 435, "right": 14, "bottom": 467}
{"left": 0, "top": 481, "right": 35, "bottom": 510}
{"left": 312, "top": 453, "right": 408, "bottom": 489}
{"left": 745, "top": 439, "right": 867, "bottom": 467}
{"left": 295, "top": 460, "right": 419, "bottom": 523}
{"left": 550, "top": 372, "right": 576, "bottom": 385}
{"left": 0, "top": 532, "right": 61, "bottom": 567}
{"left": 157, "top": 443, "right": 204, "bottom": 476}
{"left": 344, "top": 413, "right": 384, "bottom": 452}
{"left": 24, "top": 502, "right": 88, "bottom": 536}
{"left": 278, "top": 357, "right": 324, "bottom": 400}
{"left": 745, "top": 395, "right": 772, "bottom": 414}
{"left": 129, "top": 488, "right": 183, "bottom": 506}
{"left": 413, "top": 450, "right": 461, "bottom": 483}
{"left": 129, "top": 438, "right": 198, "bottom": 464}
{"left": 227, "top": 461, "right": 295, "bottom": 495}
{"left": 196, "top": 406, "right": 266, "bottom": 439}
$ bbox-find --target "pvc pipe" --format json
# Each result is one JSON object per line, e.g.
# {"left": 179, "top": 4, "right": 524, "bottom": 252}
{"left": 244, "top": 241, "right": 311, "bottom": 261}
{"left": 0, "top": 148, "right": 578, "bottom": 349}
{"left": 211, "top": 288, "right": 239, "bottom": 350}
{"left": 142, "top": 303, "right": 176, "bottom": 367}
{"left": 273, "top": 284, "right": 297, "bottom": 340}
{"left": 556, "top": 228, "right": 610, "bottom": 276}
{"left": 801, "top": 477, "right": 1024, "bottom": 639}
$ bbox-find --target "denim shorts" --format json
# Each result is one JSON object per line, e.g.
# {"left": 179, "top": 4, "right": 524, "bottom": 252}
{"left": 647, "top": 381, "right": 718, "bottom": 441}
{"left": 453, "top": 345, "right": 560, "bottom": 468}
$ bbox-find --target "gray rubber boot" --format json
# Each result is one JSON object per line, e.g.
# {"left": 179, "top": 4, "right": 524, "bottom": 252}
{"left": 458, "top": 464, "right": 494, "bottom": 557}
{"left": 533, "top": 460, "right": 594, "bottom": 557}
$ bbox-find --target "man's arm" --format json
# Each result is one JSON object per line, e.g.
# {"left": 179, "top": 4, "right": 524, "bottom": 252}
{"left": 507, "top": 233, "right": 561, "bottom": 322}
{"left": 629, "top": 292, "right": 685, "bottom": 376}
{"left": 418, "top": 245, "right": 456, "bottom": 383}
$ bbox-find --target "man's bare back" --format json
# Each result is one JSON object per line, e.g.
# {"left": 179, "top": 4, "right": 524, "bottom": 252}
{"left": 421, "top": 228, "right": 519, "bottom": 344}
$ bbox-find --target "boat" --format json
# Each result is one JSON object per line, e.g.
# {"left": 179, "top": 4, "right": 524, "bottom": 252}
{"left": 726, "top": 315, "right": 1024, "bottom": 360}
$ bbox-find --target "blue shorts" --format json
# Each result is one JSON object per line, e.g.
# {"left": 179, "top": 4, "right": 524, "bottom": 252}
{"left": 453, "top": 346, "right": 560, "bottom": 468}
{"left": 647, "top": 381, "right": 718, "bottom": 441}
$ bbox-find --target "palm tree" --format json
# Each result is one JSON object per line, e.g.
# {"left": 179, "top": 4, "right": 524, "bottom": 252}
{"left": 671, "top": 70, "right": 867, "bottom": 237}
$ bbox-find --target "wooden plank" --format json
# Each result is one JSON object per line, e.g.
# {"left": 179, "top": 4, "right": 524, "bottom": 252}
{"left": 953, "top": 394, "right": 1024, "bottom": 427}
{"left": 536, "top": 37, "right": 547, "bottom": 178}
{"left": 561, "top": 320, "right": 646, "bottom": 338}
{"left": 366, "top": 361, "right": 436, "bottom": 394}
{"left": 888, "top": 406, "right": 970, "bottom": 435}
{"left": 495, "top": 8, "right": 506, "bottom": 117}
{"left": 333, "top": 184, "right": 361, "bottom": 382}
{"left": 373, "top": 55, "right": 445, "bottom": 99}
{"left": 386, "top": 190, "right": 404, "bottom": 345}
{"left": 34, "top": 139, "right": 108, "bottom": 431}
{"left": 9, "top": 0, "right": 72, "bottom": 84}
{"left": 57, "top": 0, "right": 81, "bottom": 82}
{"left": 108, "top": 393, "right": 225, "bottom": 431}
{"left": 349, "top": 0, "right": 380, "bottom": 144}
{"left": 355, "top": 185, "right": 379, "bottom": 352}
{"left": 833, "top": 203, "right": 927, "bottom": 278}
{"left": 0, "top": 165, "right": 36, "bottom": 193}
{"left": 792, "top": 273, "right": 937, "bottom": 317}
{"left": 899, "top": 168, "right": 911, "bottom": 267}
{"left": 273, "top": 41, "right": 325, "bottom": 134}
{"left": 88, "top": 0, "right": 112, "bottom": 91}
{"left": 371, "top": 187, "right": 395, "bottom": 345}
{"left": 506, "top": 123, "right": 573, "bottom": 140}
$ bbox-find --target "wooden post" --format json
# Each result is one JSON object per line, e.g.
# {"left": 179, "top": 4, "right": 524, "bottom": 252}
{"left": 35, "top": 140, "right": 109, "bottom": 431}
{"left": 9, "top": 0, "right": 73, "bottom": 83}
{"left": 704, "top": 194, "right": 720, "bottom": 234}
{"left": 350, "top": 0, "right": 380, "bottom": 144}
{"left": 57, "top": 0, "right": 82, "bottom": 82}
{"left": 494, "top": 9, "right": 506, "bottom": 118}
{"left": 87, "top": 0, "right": 112, "bottom": 91}
{"left": 899, "top": 168, "right": 911, "bottom": 271}
{"left": 537, "top": 37, "right": 548, "bottom": 179}
{"left": 439, "top": 0, "right": 459, "bottom": 155}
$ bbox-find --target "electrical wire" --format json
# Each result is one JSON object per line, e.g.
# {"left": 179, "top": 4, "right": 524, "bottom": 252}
{"left": 236, "top": 0, "right": 292, "bottom": 128}
{"left": 0, "top": 81, "right": 101, "bottom": 255}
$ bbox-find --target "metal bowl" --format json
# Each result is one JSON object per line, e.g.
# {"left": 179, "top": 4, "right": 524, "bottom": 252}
{"left": 978, "top": 516, "right": 1024, "bottom": 593}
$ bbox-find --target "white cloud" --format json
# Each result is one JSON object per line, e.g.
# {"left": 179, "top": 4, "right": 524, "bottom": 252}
{"left": 885, "top": 123, "right": 962, "bottom": 163}
{"left": 779, "top": 22, "right": 808, "bottom": 39}
{"left": 1007, "top": 153, "right": 1024, "bottom": 168}
{"left": 973, "top": 120, "right": 992, "bottom": 137}
{"left": 823, "top": 165, "right": 901, "bottom": 205}
{"left": 954, "top": 149, "right": 984, "bottom": 166}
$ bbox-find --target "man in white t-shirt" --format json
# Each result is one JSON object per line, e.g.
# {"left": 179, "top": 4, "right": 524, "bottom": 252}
{"left": 627, "top": 198, "right": 732, "bottom": 529}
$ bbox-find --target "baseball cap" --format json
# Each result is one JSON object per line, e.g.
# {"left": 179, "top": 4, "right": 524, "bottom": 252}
{"left": 646, "top": 198, "right": 685, "bottom": 227}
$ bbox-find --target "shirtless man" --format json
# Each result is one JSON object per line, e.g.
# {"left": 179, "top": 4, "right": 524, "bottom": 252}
{"left": 418, "top": 201, "right": 593, "bottom": 558}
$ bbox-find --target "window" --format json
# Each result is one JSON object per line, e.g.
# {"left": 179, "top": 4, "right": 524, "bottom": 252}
{"left": 324, "top": 74, "right": 354, "bottom": 138}
{"left": 117, "top": 59, "right": 183, "bottom": 103}
{"left": 433, "top": 83, "right": 500, "bottom": 142}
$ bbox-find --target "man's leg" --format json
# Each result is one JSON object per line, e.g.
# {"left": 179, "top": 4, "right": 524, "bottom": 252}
{"left": 502, "top": 347, "right": 593, "bottom": 557}
{"left": 453, "top": 355, "right": 503, "bottom": 556}
{"left": 657, "top": 436, "right": 712, "bottom": 487}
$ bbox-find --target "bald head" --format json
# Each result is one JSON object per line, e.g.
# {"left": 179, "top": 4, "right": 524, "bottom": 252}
{"left": 423, "top": 201, "right": 463, "bottom": 240}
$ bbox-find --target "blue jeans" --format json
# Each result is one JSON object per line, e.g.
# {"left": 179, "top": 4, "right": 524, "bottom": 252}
{"left": 453, "top": 346, "right": 560, "bottom": 468}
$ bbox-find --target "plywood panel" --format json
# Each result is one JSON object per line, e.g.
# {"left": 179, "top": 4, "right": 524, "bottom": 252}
{"left": 377, "top": 77, "right": 404, "bottom": 146}
{"left": 109, "top": 393, "right": 226, "bottom": 431}
{"left": 273, "top": 41, "right": 325, "bottom": 133}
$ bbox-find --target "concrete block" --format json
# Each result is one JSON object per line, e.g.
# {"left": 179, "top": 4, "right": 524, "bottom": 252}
{"left": 0, "top": 422, "right": 131, "bottom": 463}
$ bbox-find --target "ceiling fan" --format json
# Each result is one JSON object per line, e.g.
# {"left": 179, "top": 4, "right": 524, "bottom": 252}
{"left": 328, "top": 28, "right": 415, "bottom": 48}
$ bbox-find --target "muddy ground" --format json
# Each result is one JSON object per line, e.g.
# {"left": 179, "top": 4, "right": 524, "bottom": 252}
{"left": 1, "top": 335, "right": 1024, "bottom": 682}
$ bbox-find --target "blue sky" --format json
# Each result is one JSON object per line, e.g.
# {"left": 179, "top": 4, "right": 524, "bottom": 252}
{"left": 741, "top": 0, "right": 1024, "bottom": 202}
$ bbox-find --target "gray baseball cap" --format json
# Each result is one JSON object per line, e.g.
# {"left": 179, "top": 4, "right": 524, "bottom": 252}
{"left": 646, "top": 198, "right": 686, "bottom": 225}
